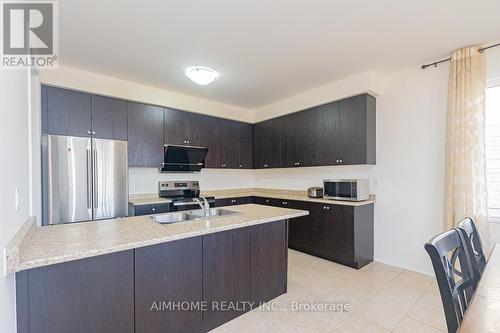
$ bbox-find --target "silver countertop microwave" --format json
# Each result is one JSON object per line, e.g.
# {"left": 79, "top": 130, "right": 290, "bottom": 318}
{"left": 323, "top": 179, "right": 369, "bottom": 201}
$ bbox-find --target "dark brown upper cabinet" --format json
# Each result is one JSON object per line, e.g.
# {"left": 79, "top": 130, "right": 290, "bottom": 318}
{"left": 238, "top": 122, "right": 253, "bottom": 169}
{"left": 163, "top": 107, "right": 187, "bottom": 145}
{"left": 253, "top": 93, "right": 375, "bottom": 168}
{"left": 91, "top": 95, "right": 128, "bottom": 140}
{"left": 220, "top": 119, "right": 240, "bottom": 168}
{"left": 280, "top": 112, "right": 300, "bottom": 168}
{"left": 203, "top": 115, "right": 223, "bottom": 168}
{"left": 337, "top": 94, "right": 376, "bottom": 165}
{"left": 253, "top": 118, "right": 281, "bottom": 169}
{"left": 127, "top": 102, "right": 164, "bottom": 167}
{"left": 164, "top": 108, "right": 209, "bottom": 147}
{"left": 315, "top": 101, "right": 340, "bottom": 166}
{"left": 42, "top": 85, "right": 92, "bottom": 137}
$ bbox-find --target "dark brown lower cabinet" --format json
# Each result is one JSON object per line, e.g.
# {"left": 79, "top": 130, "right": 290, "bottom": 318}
{"left": 135, "top": 237, "right": 203, "bottom": 333}
{"left": 16, "top": 251, "right": 134, "bottom": 333}
{"left": 250, "top": 196, "right": 374, "bottom": 269}
{"left": 203, "top": 228, "right": 251, "bottom": 331}
{"left": 250, "top": 220, "right": 288, "bottom": 304}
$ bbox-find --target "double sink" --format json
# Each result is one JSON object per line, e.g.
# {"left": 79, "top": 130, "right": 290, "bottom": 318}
{"left": 150, "top": 208, "right": 240, "bottom": 224}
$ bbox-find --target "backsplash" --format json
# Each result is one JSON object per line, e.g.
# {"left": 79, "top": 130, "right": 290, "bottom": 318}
{"left": 129, "top": 165, "right": 375, "bottom": 195}
{"left": 128, "top": 168, "right": 256, "bottom": 194}
{"left": 254, "top": 165, "right": 376, "bottom": 193}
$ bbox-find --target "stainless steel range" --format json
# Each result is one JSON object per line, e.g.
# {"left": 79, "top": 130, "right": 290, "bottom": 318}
{"left": 158, "top": 181, "right": 215, "bottom": 211}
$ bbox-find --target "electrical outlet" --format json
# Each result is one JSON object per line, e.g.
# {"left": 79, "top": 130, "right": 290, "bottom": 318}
{"left": 130, "top": 181, "right": 136, "bottom": 190}
{"left": 15, "top": 188, "right": 19, "bottom": 211}
{"left": 371, "top": 179, "right": 378, "bottom": 188}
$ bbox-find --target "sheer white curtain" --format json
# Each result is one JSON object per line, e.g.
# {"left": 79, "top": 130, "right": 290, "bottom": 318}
{"left": 444, "top": 46, "right": 490, "bottom": 252}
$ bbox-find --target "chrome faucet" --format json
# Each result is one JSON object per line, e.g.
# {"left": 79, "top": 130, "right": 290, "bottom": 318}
{"left": 193, "top": 196, "right": 210, "bottom": 217}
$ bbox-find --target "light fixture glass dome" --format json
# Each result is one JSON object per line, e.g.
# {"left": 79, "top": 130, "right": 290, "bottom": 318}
{"left": 185, "top": 66, "right": 220, "bottom": 85}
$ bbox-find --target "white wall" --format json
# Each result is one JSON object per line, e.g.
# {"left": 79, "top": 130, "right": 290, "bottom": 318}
{"left": 254, "top": 71, "right": 380, "bottom": 122}
{"left": 129, "top": 168, "right": 256, "bottom": 194}
{"left": 0, "top": 69, "right": 31, "bottom": 333}
{"left": 39, "top": 66, "right": 254, "bottom": 123}
{"left": 372, "top": 65, "right": 449, "bottom": 274}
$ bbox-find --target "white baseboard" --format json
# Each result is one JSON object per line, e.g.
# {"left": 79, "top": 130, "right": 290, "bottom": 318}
{"left": 374, "top": 254, "right": 435, "bottom": 277}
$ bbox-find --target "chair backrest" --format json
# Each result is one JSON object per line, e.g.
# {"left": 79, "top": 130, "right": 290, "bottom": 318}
{"left": 425, "top": 229, "right": 478, "bottom": 333}
{"left": 457, "top": 217, "right": 486, "bottom": 278}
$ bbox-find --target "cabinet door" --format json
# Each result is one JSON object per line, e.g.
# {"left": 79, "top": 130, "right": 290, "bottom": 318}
{"left": 221, "top": 119, "right": 240, "bottom": 168}
{"left": 332, "top": 205, "right": 355, "bottom": 265}
{"left": 238, "top": 122, "right": 253, "bottom": 169}
{"left": 186, "top": 113, "right": 206, "bottom": 147}
{"left": 204, "top": 116, "right": 223, "bottom": 168}
{"left": 135, "top": 237, "right": 203, "bottom": 333}
{"left": 127, "top": 102, "right": 164, "bottom": 167}
{"left": 281, "top": 200, "right": 308, "bottom": 250}
{"left": 250, "top": 220, "right": 287, "bottom": 303}
{"left": 307, "top": 202, "right": 336, "bottom": 259}
{"left": 43, "top": 86, "right": 91, "bottom": 137}
{"left": 338, "top": 95, "right": 367, "bottom": 165}
{"left": 316, "top": 102, "right": 340, "bottom": 166}
{"left": 91, "top": 95, "right": 128, "bottom": 140}
{"left": 203, "top": 228, "right": 251, "bottom": 331}
{"left": 280, "top": 113, "right": 300, "bottom": 168}
{"left": 265, "top": 118, "right": 281, "bottom": 168}
{"left": 16, "top": 251, "right": 134, "bottom": 333}
{"left": 298, "top": 108, "right": 317, "bottom": 167}
{"left": 164, "top": 107, "right": 187, "bottom": 145}
{"left": 253, "top": 122, "right": 266, "bottom": 168}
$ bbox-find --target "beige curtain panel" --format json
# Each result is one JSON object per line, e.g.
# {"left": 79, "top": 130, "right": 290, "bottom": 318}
{"left": 444, "top": 46, "right": 490, "bottom": 252}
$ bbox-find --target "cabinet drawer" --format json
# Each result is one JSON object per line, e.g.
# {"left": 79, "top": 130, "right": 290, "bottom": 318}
{"left": 215, "top": 197, "right": 251, "bottom": 207}
{"left": 133, "top": 203, "right": 171, "bottom": 216}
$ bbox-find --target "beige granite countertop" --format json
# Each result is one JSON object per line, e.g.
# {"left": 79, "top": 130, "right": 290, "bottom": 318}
{"left": 129, "top": 188, "right": 376, "bottom": 207}
{"left": 6, "top": 204, "right": 308, "bottom": 273}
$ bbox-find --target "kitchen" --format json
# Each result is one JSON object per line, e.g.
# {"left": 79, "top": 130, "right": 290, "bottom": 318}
{"left": 2, "top": 1, "right": 500, "bottom": 333}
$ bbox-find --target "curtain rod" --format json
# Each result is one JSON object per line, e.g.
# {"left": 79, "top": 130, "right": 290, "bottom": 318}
{"left": 421, "top": 43, "right": 500, "bottom": 69}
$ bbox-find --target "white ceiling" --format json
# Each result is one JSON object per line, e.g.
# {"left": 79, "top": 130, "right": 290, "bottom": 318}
{"left": 59, "top": 0, "right": 500, "bottom": 108}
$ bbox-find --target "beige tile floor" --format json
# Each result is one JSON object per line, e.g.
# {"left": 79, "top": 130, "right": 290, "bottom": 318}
{"left": 210, "top": 249, "right": 446, "bottom": 333}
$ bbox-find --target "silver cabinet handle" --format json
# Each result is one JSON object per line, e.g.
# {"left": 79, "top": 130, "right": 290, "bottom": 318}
{"left": 151, "top": 207, "right": 156, "bottom": 212}
{"left": 282, "top": 201, "right": 287, "bottom": 205}
{"left": 93, "top": 149, "right": 98, "bottom": 208}
{"left": 86, "top": 149, "right": 92, "bottom": 209}
{"left": 173, "top": 201, "right": 197, "bottom": 207}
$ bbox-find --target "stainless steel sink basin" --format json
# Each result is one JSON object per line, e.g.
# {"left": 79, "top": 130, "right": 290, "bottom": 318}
{"left": 150, "top": 212, "right": 199, "bottom": 224}
{"left": 150, "top": 208, "right": 240, "bottom": 224}
{"left": 188, "top": 208, "right": 241, "bottom": 218}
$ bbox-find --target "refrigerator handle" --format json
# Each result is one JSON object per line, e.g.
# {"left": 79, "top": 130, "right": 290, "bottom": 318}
{"left": 93, "top": 149, "right": 98, "bottom": 208}
{"left": 86, "top": 149, "right": 92, "bottom": 209}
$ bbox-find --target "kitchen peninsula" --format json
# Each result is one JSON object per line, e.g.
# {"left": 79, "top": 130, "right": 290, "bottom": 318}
{"left": 7, "top": 204, "right": 308, "bottom": 333}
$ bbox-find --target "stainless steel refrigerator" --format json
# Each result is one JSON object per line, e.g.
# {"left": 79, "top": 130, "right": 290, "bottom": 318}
{"left": 42, "top": 134, "right": 128, "bottom": 225}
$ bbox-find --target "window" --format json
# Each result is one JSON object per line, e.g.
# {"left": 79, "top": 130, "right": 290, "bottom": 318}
{"left": 486, "top": 85, "right": 500, "bottom": 222}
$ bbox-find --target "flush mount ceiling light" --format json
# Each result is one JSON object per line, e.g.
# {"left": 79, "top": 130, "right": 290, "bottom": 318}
{"left": 185, "top": 66, "right": 220, "bottom": 85}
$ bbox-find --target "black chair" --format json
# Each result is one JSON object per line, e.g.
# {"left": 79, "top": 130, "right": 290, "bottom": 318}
{"left": 425, "top": 229, "right": 478, "bottom": 333}
{"left": 457, "top": 217, "right": 487, "bottom": 279}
